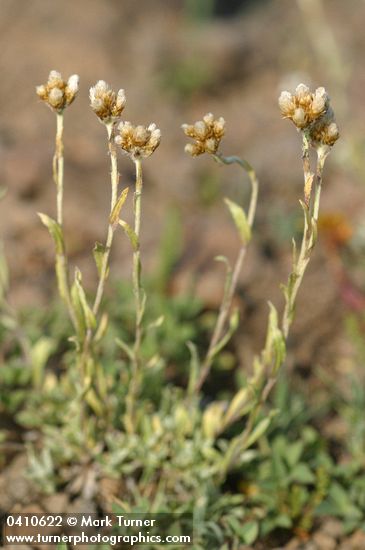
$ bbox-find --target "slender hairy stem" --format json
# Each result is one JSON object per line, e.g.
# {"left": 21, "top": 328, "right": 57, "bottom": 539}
{"left": 313, "top": 148, "right": 328, "bottom": 222}
{"left": 302, "top": 131, "right": 313, "bottom": 206}
{"left": 281, "top": 216, "right": 310, "bottom": 339}
{"left": 54, "top": 113, "right": 64, "bottom": 226}
{"left": 92, "top": 123, "right": 119, "bottom": 317}
{"left": 82, "top": 123, "right": 119, "bottom": 363}
{"left": 132, "top": 158, "right": 144, "bottom": 360}
{"left": 281, "top": 132, "right": 324, "bottom": 339}
{"left": 126, "top": 158, "right": 144, "bottom": 430}
{"left": 195, "top": 153, "right": 259, "bottom": 393}
{"left": 52, "top": 112, "right": 77, "bottom": 330}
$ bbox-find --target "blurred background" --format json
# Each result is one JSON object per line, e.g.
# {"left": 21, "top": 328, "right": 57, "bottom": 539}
{"left": 1, "top": 0, "right": 365, "bottom": 393}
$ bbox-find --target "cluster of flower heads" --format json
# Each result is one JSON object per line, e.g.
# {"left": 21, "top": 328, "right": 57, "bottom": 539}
{"left": 114, "top": 122, "right": 161, "bottom": 160}
{"left": 37, "top": 71, "right": 161, "bottom": 160}
{"left": 36, "top": 70, "right": 79, "bottom": 113}
{"left": 37, "top": 72, "right": 338, "bottom": 160}
{"left": 278, "top": 83, "right": 339, "bottom": 147}
{"left": 89, "top": 80, "right": 161, "bottom": 159}
{"left": 182, "top": 113, "right": 226, "bottom": 156}
{"left": 89, "top": 80, "right": 126, "bottom": 125}
{"left": 309, "top": 109, "right": 339, "bottom": 147}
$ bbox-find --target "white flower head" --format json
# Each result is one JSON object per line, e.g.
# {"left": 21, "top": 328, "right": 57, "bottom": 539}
{"left": 182, "top": 113, "right": 226, "bottom": 156}
{"left": 278, "top": 83, "right": 332, "bottom": 133}
{"left": 36, "top": 70, "right": 79, "bottom": 112}
{"left": 115, "top": 121, "right": 161, "bottom": 160}
{"left": 89, "top": 80, "right": 126, "bottom": 124}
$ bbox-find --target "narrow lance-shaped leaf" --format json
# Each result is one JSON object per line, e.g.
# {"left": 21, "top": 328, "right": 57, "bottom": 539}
{"left": 263, "top": 302, "right": 286, "bottom": 373}
{"left": 71, "top": 283, "right": 86, "bottom": 339}
{"left": 109, "top": 187, "right": 129, "bottom": 229}
{"left": 85, "top": 386, "right": 104, "bottom": 417}
{"left": 304, "top": 172, "right": 314, "bottom": 205}
{"left": 118, "top": 220, "right": 139, "bottom": 251}
{"left": 187, "top": 341, "right": 200, "bottom": 397}
{"left": 269, "top": 303, "right": 286, "bottom": 373}
{"left": 115, "top": 337, "right": 134, "bottom": 361}
{"left": 299, "top": 199, "right": 311, "bottom": 231}
{"left": 30, "top": 337, "right": 55, "bottom": 389}
{"left": 223, "top": 387, "right": 253, "bottom": 428}
{"left": 38, "top": 213, "right": 64, "bottom": 254}
{"left": 73, "top": 268, "right": 96, "bottom": 331}
{"left": 309, "top": 217, "right": 318, "bottom": 251}
{"left": 224, "top": 197, "right": 251, "bottom": 244}
{"left": 222, "top": 434, "right": 244, "bottom": 472}
{"left": 223, "top": 409, "right": 276, "bottom": 471}
{"left": 202, "top": 401, "right": 225, "bottom": 439}
{"left": 215, "top": 255, "right": 233, "bottom": 301}
{"left": 147, "top": 315, "right": 165, "bottom": 332}
{"left": 281, "top": 238, "right": 299, "bottom": 309}
{"left": 93, "top": 241, "right": 108, "bottom": 277}
{"left": 243, "top": 416, "right": 272, "bottom": 449}
{"left": 94, "top": 312, "right": 109, "bottom": 343}
{"left": 299, "top": 199, "right": 317, "bottom": 257}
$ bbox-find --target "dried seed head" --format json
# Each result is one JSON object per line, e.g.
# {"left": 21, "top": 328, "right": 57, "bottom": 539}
{"left": 278, "top": 83, "right": 329, "bottom": 130}
{"left": 36, "top": 70, "right": 79, "bottom": 113}
{"left": 309, "top": 107, "right": 340, "bottom": 149}
{"left": 89, "top": 80, "right": 126, "bottom": 124}
{"left": 279, "top": 83, "right": 338, "bottom": 148}
{"left": 115, "top": 121, "right": 161, "bottom": 160}
{"left": 182, "top": 113, "right": 226, "bottom": 156}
